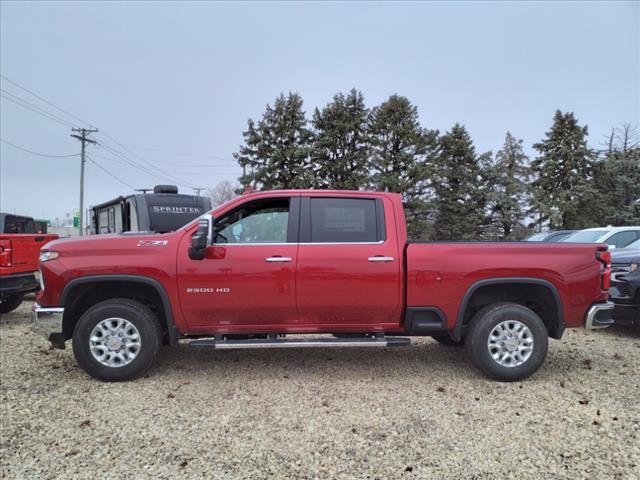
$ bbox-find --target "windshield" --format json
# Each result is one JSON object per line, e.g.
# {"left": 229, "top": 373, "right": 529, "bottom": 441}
{"left": 561, "top": 229, "right": 609, "bottom": 243}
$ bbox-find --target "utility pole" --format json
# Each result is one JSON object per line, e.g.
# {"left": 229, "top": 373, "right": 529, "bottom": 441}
{"left": 193, "top": 187, "right": 204, "bottom": 196}
{"left": 71, "top": 128, "right": 98, "bottom": 235}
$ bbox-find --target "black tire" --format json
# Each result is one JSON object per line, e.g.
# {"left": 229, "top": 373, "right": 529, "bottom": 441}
{"left": 465, "top": 302, "right": 548, "bottom": 382}
{"left": 0, "top": 294, "right": 25, "bottom": 314}
{"left": 72, "top": 298, "right": 162, "bottom": 382}
{"left": 430, "top": 334, "right": 464, "bottom": 347}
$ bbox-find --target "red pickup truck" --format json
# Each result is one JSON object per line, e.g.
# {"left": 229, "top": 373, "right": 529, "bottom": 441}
{"left": 1, "top": 213, "right": 58, "bottom": 313}
{"left": 32, "top": 190, "right": 614, "bottom": 382}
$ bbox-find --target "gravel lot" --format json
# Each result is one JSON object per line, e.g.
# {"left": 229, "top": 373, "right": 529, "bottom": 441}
{"left": 1, "top": 298, "right": 639, "bottom": 479}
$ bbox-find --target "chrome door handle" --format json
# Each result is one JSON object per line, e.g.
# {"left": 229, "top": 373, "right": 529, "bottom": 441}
{"left": 265, "top": 256, "right": 292, "bottom": 262}
{"left": 368, "top": 256, "right": 394, "bottom": 262}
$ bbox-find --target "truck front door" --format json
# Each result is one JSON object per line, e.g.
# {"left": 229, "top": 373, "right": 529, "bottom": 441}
{"left": 177, "top": 195, "right": 299, "bottom": 332}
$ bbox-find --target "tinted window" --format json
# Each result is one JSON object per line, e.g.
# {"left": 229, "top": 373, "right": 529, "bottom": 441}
{"left": 310, "top": 198, "right": 379, "bottom": 243}
{"left": 215, "top": 198, "right": 290, "bottom": 244}
{"left": 607, "top": 231, "right": 639, "bottom": 248}
{"left": 2, "top": 215, "right": 36, "bottom": 234}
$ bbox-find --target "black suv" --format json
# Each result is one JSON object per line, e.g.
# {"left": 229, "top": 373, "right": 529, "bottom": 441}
{"left": 610, "top": 242, "right": 640, "bottom": 330}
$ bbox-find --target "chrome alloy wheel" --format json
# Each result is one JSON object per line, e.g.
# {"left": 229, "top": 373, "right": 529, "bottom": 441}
{"left": 487, "top": 320, "right": 534, "bottom": 368}
{"left": 89, "top": 317, "right": 141, "bottom": 368}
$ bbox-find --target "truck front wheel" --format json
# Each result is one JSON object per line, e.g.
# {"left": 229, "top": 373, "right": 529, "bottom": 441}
{"left": 72, "top": 298, "right": 163, "bottom": 382}
{"left": 0, "top": 294, "right": 25, "bottom": 314}
{"left": 465, "top": 302, "right": 548, "bottom": 382}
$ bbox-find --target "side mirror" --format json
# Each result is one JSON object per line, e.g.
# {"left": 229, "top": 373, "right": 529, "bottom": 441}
{"left": 188, "top": 216, "right": 212, "bottom": 260}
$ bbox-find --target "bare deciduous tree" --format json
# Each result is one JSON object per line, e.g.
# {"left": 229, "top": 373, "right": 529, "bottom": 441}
{"left": 207, "top": 180, "right": 238, "bottom": 207}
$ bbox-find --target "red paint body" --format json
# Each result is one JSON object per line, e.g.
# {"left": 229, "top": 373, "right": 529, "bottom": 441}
{"left": 0, "top": 234, "right": 58, "bottom": 275}
{"left": 37, "top": 191, "right": 608, "bottom": 336}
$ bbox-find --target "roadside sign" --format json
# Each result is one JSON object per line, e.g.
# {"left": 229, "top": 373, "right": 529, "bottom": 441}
{"left": 73, "top": 209, "right": 80, "bottom": 228}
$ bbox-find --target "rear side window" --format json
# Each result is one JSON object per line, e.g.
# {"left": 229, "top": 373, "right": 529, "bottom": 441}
{"left": 2, "top": 215, "right": 36, "bottom": 234}
{"left": 309, "top": 198, "right": 382, "bottom": 243}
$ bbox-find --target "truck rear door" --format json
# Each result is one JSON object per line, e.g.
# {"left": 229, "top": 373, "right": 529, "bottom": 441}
{"left": 295, "top": 195, "right": 402, "bottom": 331}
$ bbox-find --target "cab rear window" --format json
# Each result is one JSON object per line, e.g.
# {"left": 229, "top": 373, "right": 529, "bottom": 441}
{"left": 2, "top": 215, "right": 36, "bottom": 234}
{"left": 309, "top": 198, "right": 382, "bottom": 243}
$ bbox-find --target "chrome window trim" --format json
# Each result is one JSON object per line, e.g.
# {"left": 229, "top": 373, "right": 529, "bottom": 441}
{"left": 210, "top": 240, "right": 385, "bottom": 247}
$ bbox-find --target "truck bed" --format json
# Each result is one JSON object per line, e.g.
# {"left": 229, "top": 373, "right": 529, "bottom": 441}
{"left": 405, "top": 241, "right": 608, "bottom": 331}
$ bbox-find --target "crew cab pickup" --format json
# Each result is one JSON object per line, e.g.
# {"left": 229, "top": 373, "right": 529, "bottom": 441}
{"left": 32, "top": 190, "right": 614, "bottom": 382}
{"left": 1, "top": 213, "right": 58, "bottom": 313}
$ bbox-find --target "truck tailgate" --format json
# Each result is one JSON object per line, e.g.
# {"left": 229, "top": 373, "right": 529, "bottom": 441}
{"left": 0, "top": 234, "right": 59, "bottom": 274}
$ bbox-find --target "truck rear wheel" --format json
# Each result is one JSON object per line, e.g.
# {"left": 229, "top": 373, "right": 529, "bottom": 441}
{"left": 72, "top": 298, "right": 162, "bottom": 382}
{"left": 0, "top": 294, "right": 25, "bottom": 314}
{"left": 465, "top": 302, "right": 548, "bottom": 382}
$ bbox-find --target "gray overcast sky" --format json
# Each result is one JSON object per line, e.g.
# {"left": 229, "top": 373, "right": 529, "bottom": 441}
{"left": 1, "top": 1, "right": 638, "bottom": 221}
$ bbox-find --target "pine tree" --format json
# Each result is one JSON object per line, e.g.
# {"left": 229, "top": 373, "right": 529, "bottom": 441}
{"left": 594, "top": 124, "right": 640, "bottom": 225}
{"left": 431, "top": 124, "right": 487, "bottom": 240}
{"left": 486, "top": 132, "right": 532, "bottom": 239}
{"left": 368, "top": 94, "right": 438, "bottom": 238}
{"left": 312, "top": 89, "right": 369, "bottom": 189}
{"left": 531, "top": 111, "right": 597, "bottom": 229}
{"left": 234, "top": 93, "right": 314, "bottom": 189}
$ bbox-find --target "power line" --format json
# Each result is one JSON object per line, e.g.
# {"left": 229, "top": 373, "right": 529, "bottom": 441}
{"left": 95, "top": 141, "right": 199, "bottom": 189}
{"left": 86, "top": 154, "right": 136, "bottom": 190}
{"left": 0, "top": 90, "right": 77, "bottom": 128}
{"left": 122, "top": 143, "right": 235, "bottom": 162}
{"left": 96, "top": 133, "right": 199, "bottom": 188}
{"left": 90, "top": 151, "right": 238, "bottom": 175}
{"left": 0, "top": 74, "right": 239, "bottom": 189}
{"left": 0, "top": 138, "right": 79, "bottom": 158}
{"left": 0, "top": 74, "right": 94, "bottom": 128}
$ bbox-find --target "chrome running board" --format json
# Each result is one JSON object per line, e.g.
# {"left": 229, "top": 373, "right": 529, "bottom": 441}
{"left": 189, "top": 336, "right": 411, "bottom": 349}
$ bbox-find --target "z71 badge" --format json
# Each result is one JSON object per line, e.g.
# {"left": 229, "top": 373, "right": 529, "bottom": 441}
{"left": 137, "top": 240, "right": 169, "bottom": 247}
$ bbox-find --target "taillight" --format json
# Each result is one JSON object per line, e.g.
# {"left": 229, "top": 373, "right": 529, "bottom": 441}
{"left": 596, "top": 249, "right": 612, "bottom": 290}
{"left": 0, "top": 239, "right": 12, "bottom": 267}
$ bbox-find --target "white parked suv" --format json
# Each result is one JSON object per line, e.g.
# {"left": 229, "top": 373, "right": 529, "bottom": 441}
{"left": 561, "top": 226, "right": 640, "bottom": 249}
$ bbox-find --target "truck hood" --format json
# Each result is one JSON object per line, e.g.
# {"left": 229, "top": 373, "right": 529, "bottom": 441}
{"left": 611, "top": 248, "right": 640, "bottom": 265}
{"left": 43, "top": 232, "right": 173, "bottom": 253}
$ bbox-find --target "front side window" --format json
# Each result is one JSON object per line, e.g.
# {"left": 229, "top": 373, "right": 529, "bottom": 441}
{"left": 215, "top": 198, "right": 290, "bottom": 244}
{"left": 310, "top": 198, "right": 380, "bottom": 243}
{"left": 607, "top": 231, "right": 639, "bottom": 248}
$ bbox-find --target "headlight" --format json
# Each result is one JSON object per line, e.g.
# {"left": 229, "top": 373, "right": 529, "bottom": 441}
{"left": 631, "top": 263, "right": 638, "bottom": 273}
{"left": 39, "top": 251, "right": 59, "bottom": 263}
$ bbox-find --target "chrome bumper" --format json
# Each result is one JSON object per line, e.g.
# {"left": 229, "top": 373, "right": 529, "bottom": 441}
{"left": 585, "top": 301, "right": 615, "bottom": 330}
{"left": 32, "top": 303, "right": 65, "bottom": 345}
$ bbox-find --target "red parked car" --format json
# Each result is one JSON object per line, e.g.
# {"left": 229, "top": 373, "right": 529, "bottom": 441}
{"left": 32, "top": 190, "right": 613, "bottom": 382}
{"left": 0, "top": 213, "right": 58, "bottom": 313}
